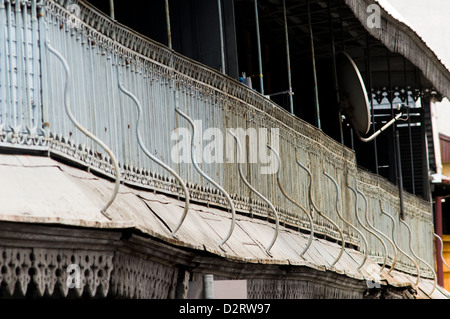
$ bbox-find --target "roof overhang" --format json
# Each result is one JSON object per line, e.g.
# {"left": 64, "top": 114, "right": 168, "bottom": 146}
{"left": 0, "top": 153, "right": 448, "bottom": 299}
{"left": 345, "top": 0, "right": 450, "bottom": 98}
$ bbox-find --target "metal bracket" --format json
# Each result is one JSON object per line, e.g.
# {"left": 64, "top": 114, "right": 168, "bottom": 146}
{"left": 357, "top": 189, "right": 388, "bottom": 273}
{"left": 324, "top": 171, "right": 368, "bottom": 271}
{"left": 175, "top": 107, "right": 236, "bottom": 251}
{"left": 117, "top": 63, "right": 190, "bottom": 238}
{"left": 267, "top": 145, "right": 314, "bottom": 258}
{"left": 434, "top": 233, "right": 450, "bottom": 269}
{"left": 352, "top": 105, "right": 408, "bottom": 142}
{"left": 377, "top": 200, "right": 398, "bottom": 275}
{"left": 400, "top": 218, "right": 436, "bottom": 295}
{"left": 296, "top": 156, "right": 345, "bottom": 267}
{"left": 379, "top": 201, "right": 420, "bottom": 287}
{"left": 229, "top": 131, "right": 279, "bottom": 257}
{"left": 46, "top": 40, "right": 120, "bottom": 220}
{"left": 346, "top": 185, "right": 370, "bottom": 271}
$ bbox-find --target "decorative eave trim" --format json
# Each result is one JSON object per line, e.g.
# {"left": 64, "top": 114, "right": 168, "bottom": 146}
{"left": 344, "top": 0, "right": 450, "bottom": 98}
{"left": 0, "top": 221, "right": 418, "bottom": 299}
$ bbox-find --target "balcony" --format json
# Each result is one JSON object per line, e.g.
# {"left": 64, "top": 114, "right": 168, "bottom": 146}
{"left": 0, "top": 0, "right": 447, "bottom": 298}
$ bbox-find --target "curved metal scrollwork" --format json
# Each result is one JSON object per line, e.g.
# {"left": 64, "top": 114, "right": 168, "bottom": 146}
{"left": 175, "top": 106, "right": 235, "bottom": 251}
{"left": 296, "top": 157, "right": 345, "bottom": 267}
{"left": 117, "top": 64, "right": 190, "bottom": 238}
{"left": 46, "top": 40, "right": 120, "bottom": 219}
{"left": 371, "top": 199, "right": 398, "bottom": 275}
{"left": 377, "top": 201, "right": 399, "bottom": 274}
{"left": 324, "top": 171, "right": 368, "bottom": 271}
{"left": 267, "top": 145, "right": 314, "bottom": 258}
{"left": 346, "top": 185, "right": 369, "bottom": 271}
{"left": 379, "top": 202, "right": 420, "bottom": 286}
{"left": 267, "top": 145, "right": 314, "bottom": 257}
{"left": 357, "top": 190, "right": 388, "bottom": 273}
{"left": 229, "top": 131, "right": 279, "bottom": 257}
{"left": 400, "top": 218, "right": 436, "bottom": 294}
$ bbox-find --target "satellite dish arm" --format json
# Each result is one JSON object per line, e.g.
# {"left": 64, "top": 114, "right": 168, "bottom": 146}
{"left": 352, "top": 105, "right": 407, "bottom": 143}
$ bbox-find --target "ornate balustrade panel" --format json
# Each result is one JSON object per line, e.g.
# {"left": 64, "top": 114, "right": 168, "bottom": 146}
{"left": 0, "top": 0, "right": 42, "bottom": 145}
{"left": 0, "top": 0, "right": 435, "bottom": 275}
{"left": 358, "top": 169, "right": 434, "bottom": 276}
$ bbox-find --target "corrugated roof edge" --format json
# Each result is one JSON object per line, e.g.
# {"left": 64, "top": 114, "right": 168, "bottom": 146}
{"left": 0, "top": 153, "right": 448, "bottom": 298}
{"left": 345, "top": 0, "right": 450, "bottom": 98}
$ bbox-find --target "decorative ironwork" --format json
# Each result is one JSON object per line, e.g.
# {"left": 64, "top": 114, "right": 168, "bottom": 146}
{"left": 0, "top": 0, "right": 437, "bottom": 279}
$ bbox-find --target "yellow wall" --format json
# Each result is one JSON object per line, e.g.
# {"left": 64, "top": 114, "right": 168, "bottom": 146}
{"left": 443, "top": 163, "right": 450, "bottom": 178}
{"left": 440, "top": 160, "right": 450, "bottom": 290}
{"left": 444, "top": 235, "right": 450, "bottom": 292}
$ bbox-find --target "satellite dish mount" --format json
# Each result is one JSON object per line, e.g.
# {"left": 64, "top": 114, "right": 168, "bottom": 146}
{"left": 336, "top": 52, "right": 408, "bottom": 143}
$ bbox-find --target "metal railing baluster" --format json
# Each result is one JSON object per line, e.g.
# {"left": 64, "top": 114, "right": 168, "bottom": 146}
{"left": 45, "top": 40, "right": 120, "bottom": 219}
{"left": 230, "top": 131, "right": 279, "bottom": 257}
{"left": 176, "top": 106, "right": 236, "bottom": 251}
{"left": 347, "top": 184, "right": 369, "bottom": 270}
{"left": 400, "top": 218, "right": 435, "bottom": 294}
{"left": 296, "top": 157, "right": 345, "bottom": 267}
{"left": 324, "top": 171, "right": 368, "bottom": 271}
{"left": 357, "top": 189, "right": 388, "bottom": 273}
{"left": 380, "top": 201, "right": 420, "bottom": 287}
{"left": 117, "top": 63, "right": 190, "bottom": 238}
{"left": 267, "top": 145, "right": 314, "bottom": 258}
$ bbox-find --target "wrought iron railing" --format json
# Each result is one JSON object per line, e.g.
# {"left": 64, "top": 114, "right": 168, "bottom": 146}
{"left": 0, "top": 0, "right": 435, "bottom": 278}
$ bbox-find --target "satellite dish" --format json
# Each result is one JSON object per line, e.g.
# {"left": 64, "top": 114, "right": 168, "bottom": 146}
{"left": 335, "top": 52, "right": 408, "bottom": 142}
{"left": 336, "top": 51, "right": 371, "bottom": 135}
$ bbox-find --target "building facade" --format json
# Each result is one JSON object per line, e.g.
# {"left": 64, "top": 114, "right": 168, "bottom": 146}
{"left": 385, "top": 0, "right": 450, "bottom": 292}
{"left": 0, "top": 0, "right": 450, "bottom": 299}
